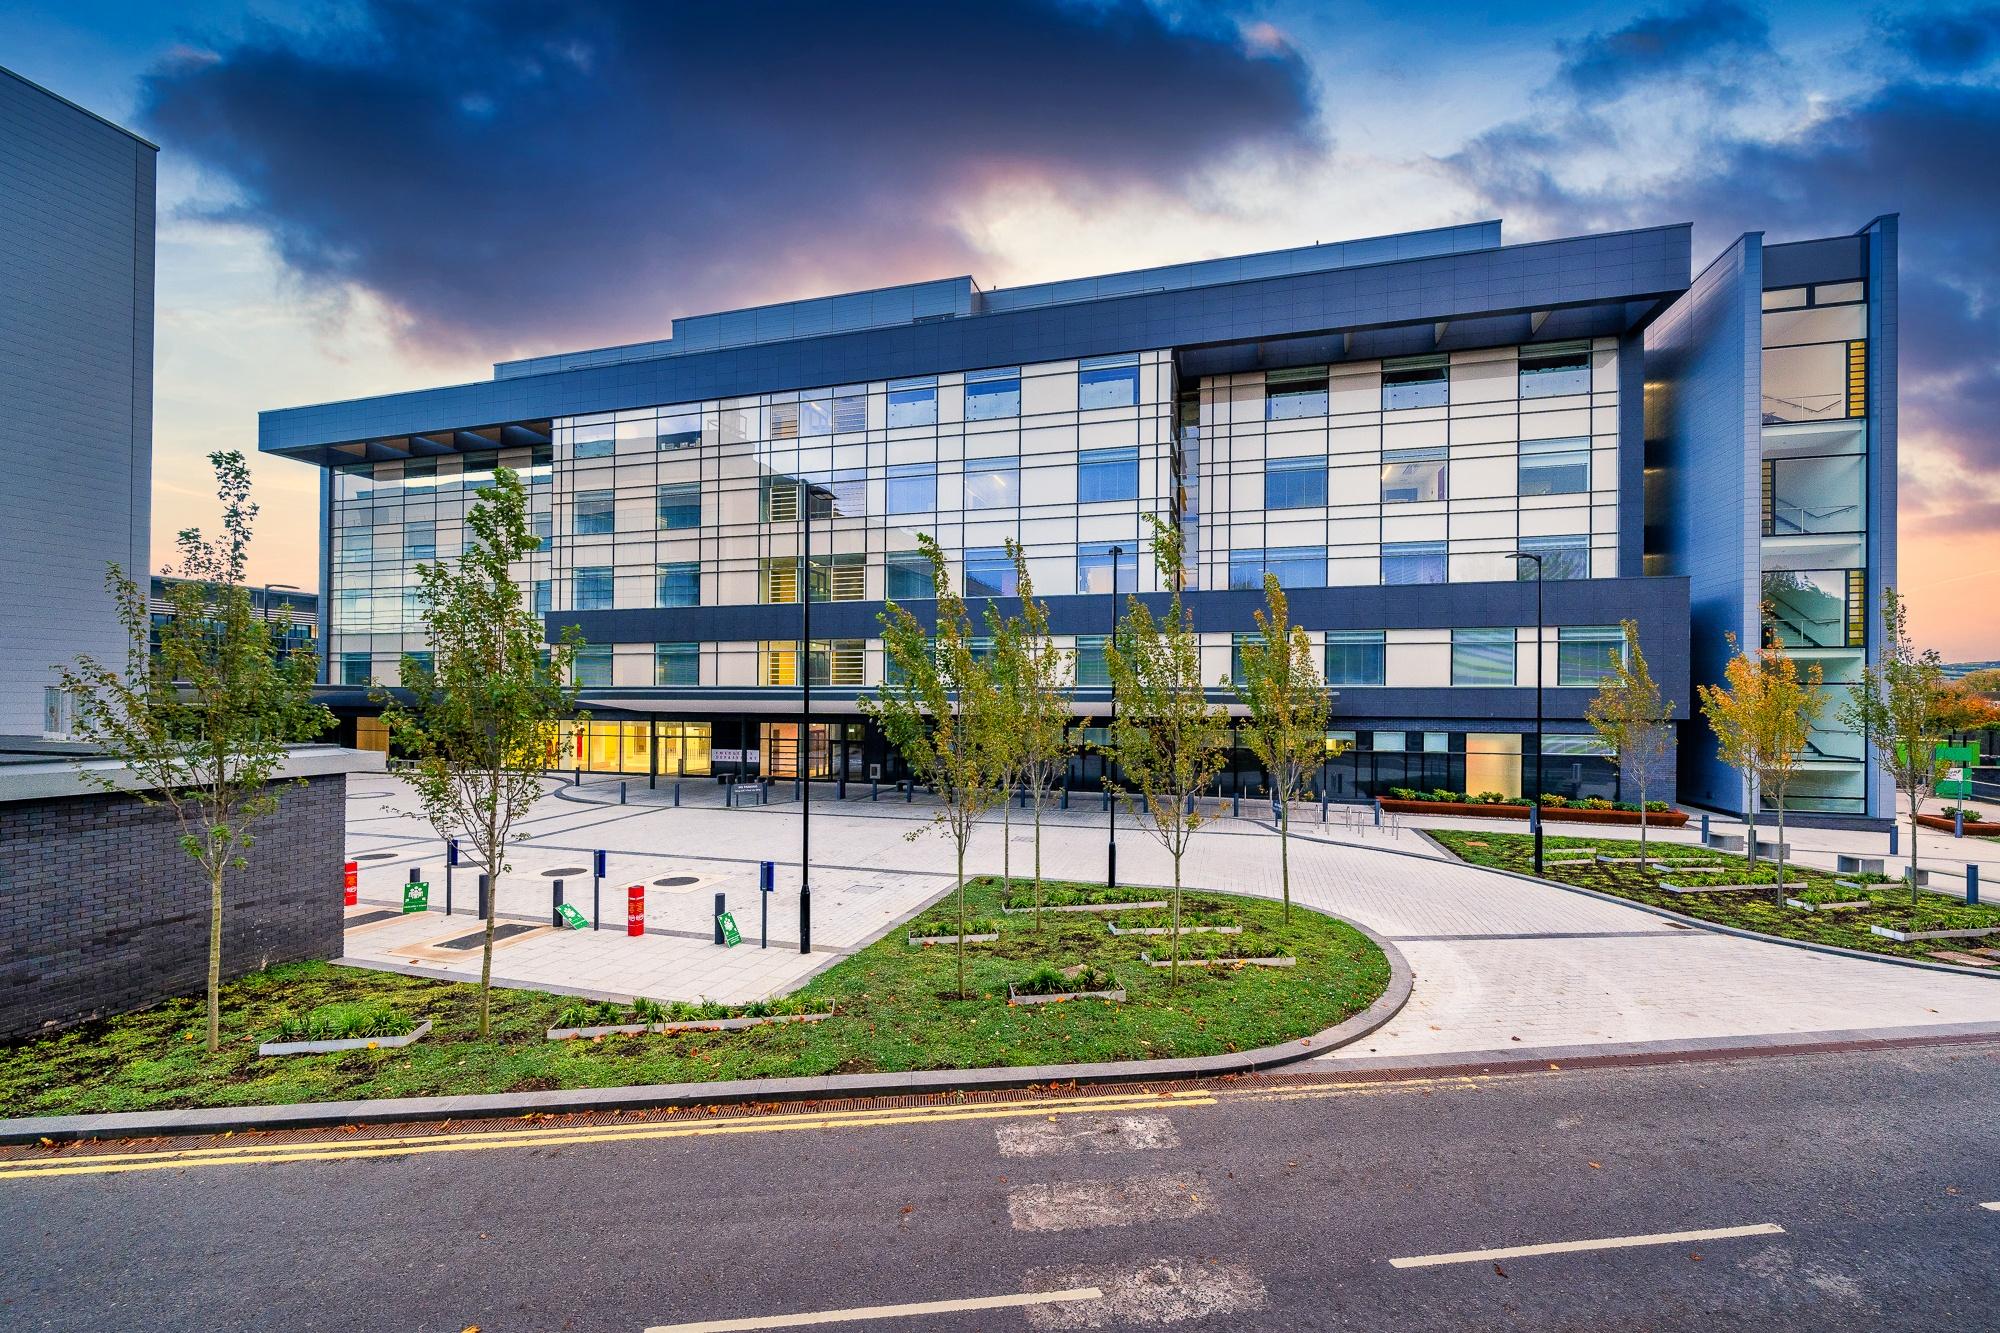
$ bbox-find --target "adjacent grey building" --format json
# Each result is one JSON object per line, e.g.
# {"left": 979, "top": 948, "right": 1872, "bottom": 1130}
{"left": 0, "top": 67, "right": 155, "bottom": 737}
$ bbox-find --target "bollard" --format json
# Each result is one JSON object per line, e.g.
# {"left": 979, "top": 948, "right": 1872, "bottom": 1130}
{"left": 620, "top": 781, "right": 627, "bottom": 806}
{"left": 1700, "top": 813, "right": 1711, "bottom": 845}
{"left": 1102, "top": 789, "right": 1110, "bottom": 813}
{"left": 713, "top": 891, "right": 727, "bottom": 945}
{"left": 552, "top": 878, "right": 565, "bottom": 928}
{"left": 445, "top": 837, "right": 459, "bottom": 916}
{"left": 1889, "top": 824, "right": 1900, "bottom": 856}
{"left": 1061, "top": 783, "right": 1070, "bottom": 811}
{"left": 838, "top": 777, "right": 846, "bottom": 800}
{"left": 872, "top": 778, "right": 879, "bottom": 801}
{"left": 905, "top": 781, "right": 913, "bottom": 804}
{"left": 674, "top": 781, "right": 682, "bottom": 807}
{"left": 477, "top": 873, "right": 490, "bottom": 920}
{"left": 1956, "top": 808, "right": 1965, "bottom": 839}
{"left": 1373, "top": 798, "right": 1382, "bottom": 827}
{"left": 1968, "top": 863, "right": 1981, "bottom": 906}
{"left": 573, "top": 767, "right": 581, "bottom": 787}
{"left": 593, "top": 849, "right": 607, "bottom": 931}
{"left": 1320, "top": 788, "right": 1328, "bottom": 822}
{"left": 343, "top": 860, "right": 359, "bottom": 907}
{"left": 627, "top": 883, "right": 645, "bottom": 937}
{"left": 760, "top": 861, "right": 775, "bottom": 949}
{"left": 1233, "top": 790, "right": 1241, "bottom": 819}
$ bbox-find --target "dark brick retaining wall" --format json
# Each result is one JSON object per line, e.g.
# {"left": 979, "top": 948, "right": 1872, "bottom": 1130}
{"left": 0, "top": 774, "right": 347, "bottom": 1039}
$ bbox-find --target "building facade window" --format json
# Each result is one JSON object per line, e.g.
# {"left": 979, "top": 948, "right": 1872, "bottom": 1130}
{"left": 1518, "top": 535, "right": 1589, "bottom": 581}
{"left": 657, "top": 482, "right": 701, "bottom": 529}
{"left": 1518, "top": 343, "right": 1592, "bottom": 398}
{"left": 1264, "top": 455, "right": 1327, "bottom": 509}
{"left": 964, "top": 368, "right": 1021, "bottom": 420}
{"left": 1382, "top": 447, "right": 1447, "bottom": 503}
{"left": 654, "top": 642, "right": 699, "bottom": 686}
{"left": 1265, "top": 367, "right": 1329, "bottom": 420}
{"left": 574, "top": 644, "right": 612, "bottom": 687}
{"left": 1382, "top": 540, "right": 1447, "bottom": 585}
{"left": 574, "top": 425, "right": 614, "bottom": 459}
{"left": 1381, "top": 355, "right": 1448, "bottom": 410}
{"left": 886, "top": 462, "right": 937, "bottom": 514}
{"left": 339, "top": 651, "right": 371, "bottom": 686}
{"left": 574, "top": 566, "right": 614, "bottom": 610}
{"left": 964, "top": 547, "right": 1018, "bottom": 598}
{"left": 403, "top": 521, "right": 436, "bottom": 561}
{"left": 885, "top": 551, "right": 934, "bottom": 600}
{"left": 656, "top": 410, "right": 701, "bottom": 449}
{"left": 1077, "top": 354, "right": 1140, "bottom": 410}
{"left": 657, "top": 562, "right": 699, "bottom": 607}
{"left": 533, "top": 579, "right": 552, "bottom": 615}
{"left": 886, "top": 377, "right": 938, "bottom": 428}
{"left": 1077, "top": 447, "right": 1139, "bottom": 503}
{"left": 1452, "top": 628, "right": 1516, "bottom": 686}
{"left": 963, "top": 456, "right": 1019, "bottom": 509}
{"left": 762, "top": 556, "right": 801, "bottom": 604}
{"left": 810, "top": 638, "right": 866, "bottom": 687}
{"left": 1519, "top": 437, "right": 1590, "bottom": 496}
{"left": 574, "top": 489, "right": 615, "bottom": 535}
{"left": 1326, "top": 630, "right": 1386, "bottom": 686}
{"left": 1076, "top": 542, "right": 1138, "bottom": 595}
{"left": 1556, "top": 625, "right": 1627, "bottom": 686}
{"left": 810, "top": 552, "right": 866, "bottom": 602}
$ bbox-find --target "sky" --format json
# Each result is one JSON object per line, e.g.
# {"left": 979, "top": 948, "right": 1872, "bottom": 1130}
{"left": 6, "top": 0, "right": 1998, "bottom": 658}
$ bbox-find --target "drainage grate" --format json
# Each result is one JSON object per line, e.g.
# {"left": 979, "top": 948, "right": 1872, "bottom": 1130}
{"left": 654, "top": 875, "right": 700, "bottom": 887}
{"left": 352, "top": 852, "right": 397, "bottom": 861}
{"left": 543, "top": 867, "right": 589, "bottom": 877}
{"left": 436, "top": 923, "right": 538, "bottom": 950}
{"left": 343, "top": 910, "right": 399, "bottom": 927}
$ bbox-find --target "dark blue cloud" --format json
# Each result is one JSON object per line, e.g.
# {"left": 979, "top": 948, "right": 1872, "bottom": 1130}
{"left": 1555, "top": 0, "right": 1771, "bottom": 96}
{"left": 1881, "top": 5, "right": 2000, "bottom": 73}
{"left": 141, "top": 0, "right": 1320, "bottom": 353}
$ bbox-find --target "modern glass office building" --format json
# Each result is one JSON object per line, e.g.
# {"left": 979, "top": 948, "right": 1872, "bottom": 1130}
{"left": 263, "top": 216, "right": 1897, "bottom": 823}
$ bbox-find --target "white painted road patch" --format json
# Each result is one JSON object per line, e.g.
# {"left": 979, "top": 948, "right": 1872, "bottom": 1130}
{"left": 994, "top": 1114, "right": 1183, "bottom": 1158}
{"left": 644, "top": 1286, "right": 1103, "bottom": 1331}
{"left": 1389, "top": 1222, "right": 1785, "bottom": 1270}
{"left": 1008, "top": 1171, "right": 1210, "bottom": 1233}
{"left": 1023, "top": 1258, "right": 1269, "bottom": 1328}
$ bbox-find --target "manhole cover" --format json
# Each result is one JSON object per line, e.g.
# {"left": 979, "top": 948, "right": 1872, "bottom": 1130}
{"left": 653, "top": 875, "right": 700, "bottom": 887}
{"left": 543, "top": 867, "right": 589, "bottom": 877}
{"left": 352, "top": 852, "right": 397, "bottom": 861}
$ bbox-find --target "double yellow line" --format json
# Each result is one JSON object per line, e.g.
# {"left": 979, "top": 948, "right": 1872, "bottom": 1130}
{"left": 0, "top": 1088, "right": 1216, "bottom": 1181}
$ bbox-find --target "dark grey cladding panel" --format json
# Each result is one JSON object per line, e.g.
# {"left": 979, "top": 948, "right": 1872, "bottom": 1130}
{"left": 263, "top": 225, "right": 1692, "bottom": 457}
{"left": 552, "top": 574, "right": 1691, "bottom": 720}
{"left": 1762, "top": 234, "right": 1867, "bottom": 289}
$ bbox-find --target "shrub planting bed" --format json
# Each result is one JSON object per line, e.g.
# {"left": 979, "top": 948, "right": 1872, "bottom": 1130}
{"left": 1431, "top": 830, "right": 2000, "bottom": 963}
{"left": 0, "top": 875, "right": 1388, "bottom": 1118}
{"left": 1381, "top": 790, "right": 1688, "bottom": 828}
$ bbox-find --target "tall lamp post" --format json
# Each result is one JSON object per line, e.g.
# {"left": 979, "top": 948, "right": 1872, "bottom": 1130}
{"left": 1506, "top": 551, "right": 1545, "bottom": 876}
{"left": 1104, "top": 544, "right": 1123, "bottom": 890}
{"left": 798, "top": 478, "right": 813, "bottom": 954}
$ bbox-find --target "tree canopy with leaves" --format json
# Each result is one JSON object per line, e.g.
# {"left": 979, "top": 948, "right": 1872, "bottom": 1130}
{"left": 58, "top": 451, "right": 332, "bottom": 1052}
{"left": 1230, "top": 573, "right": 1336, "bottom": 924}
{"left": 1106, "top": 515, "right": 1231, "bottom": 985}
{"left": 1584, "top": 620, "right": 1676, "bottom": 858}
{"left": 377, "top": 466, "right": 581, "bottom": 1037}
{"left": 1699, "top": 635, "right": 1824, "bottom": 899}
{"left": 988, "top": 539, "right": 1073, "bottom": 930}
{"left": 1838, "top": 588, "right": 1955, "bottom": 898}
{"left": 862, "top": 534, "right": 1003, "bottom": 998}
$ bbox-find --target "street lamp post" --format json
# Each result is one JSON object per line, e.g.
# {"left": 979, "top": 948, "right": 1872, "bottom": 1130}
{"left": 798, "top": 479, "right": 813, "bottom": 954}
{"left": 1105, "top": 544, "right": 1123, "bottom": 890}
{"left": 1507, "top": 551, "right": 1545, "bottom": 876}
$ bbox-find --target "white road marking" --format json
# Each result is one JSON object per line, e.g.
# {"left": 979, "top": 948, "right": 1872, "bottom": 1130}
{"left": 1023, "top": 1258, "right": 1268, "bottom": 1328}
{"left": 1008, "top": 1170, "right": 1211, "bottom": 1233}
{"left": 1389, "top": 1222, "right": 1785, "bottom": 1269}
{"left": 643, "top": 1287, "right": 1103, "bottom": 1332}
{"left": 995, "top": 1113, "right": 1182, "bottom": 1158}
{"left": 1981, "top": 1202, "right": 2000, "bottom": 1211}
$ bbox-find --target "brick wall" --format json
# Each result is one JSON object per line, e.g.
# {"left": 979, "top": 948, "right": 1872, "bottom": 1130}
{"left": 0, "top": 773, "right": 346, "bottom": 1039}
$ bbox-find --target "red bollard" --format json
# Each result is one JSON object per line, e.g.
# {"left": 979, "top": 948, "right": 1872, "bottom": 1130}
{"left": 343, "top": 860, "right": 359, "bottom": 907}
{"left": 627, "top": 883, "right": 645, "bottom": 937}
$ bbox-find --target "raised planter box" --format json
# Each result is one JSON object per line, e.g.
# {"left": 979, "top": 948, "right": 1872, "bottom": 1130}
{"left": 1705, "top": 834, "right": 1747, "bottom": 852}
{"left": 547, "top": 1012, "right": 831, "bottom": 1041}
{"left": 1104, "top": 922, "right": 1243, "bottom": 937}
{"left": 1917, "top": 813, "right": 2000, "bottom": 835}
{"left": 1837, "top": 854, "right": 1887, "bottom": 876}
{"left": 908, "top": 932, "right": 1000, "bottom": 946}
{"left": 1868, "top": 924, "right": 2000, "bottom": 944}
{"left": 1378, "top": 799, "right": 1688, "bottom": 828}
{"left": 260, "top": 1019, "right": 432, "bottom": 1057}
{"left": 1000, "top": 900, "right": 1167, "bottom": 915}
{"left": 1139, "top": 951, "right": 1295, "bottom": 968}
{"left": 1785, "top": 897, "right": 1872, "bottom": 912}
{"left": 1007, "top": 983, "right": 1126, "bottom": 1005}
{"left": 1657, "top": 882, "right": 1768, "bottom": 895}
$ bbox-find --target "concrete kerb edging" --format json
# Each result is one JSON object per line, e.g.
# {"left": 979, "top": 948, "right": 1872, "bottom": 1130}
{"left": 1385, "top": 826, "right": 2000, "bottom": 983}
{"left": 0, "top": 914, "right": 1411, "bottom": 1146}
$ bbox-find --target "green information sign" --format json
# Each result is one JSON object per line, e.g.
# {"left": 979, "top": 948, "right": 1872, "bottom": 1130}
{"left": 717, "top": 911, "right": 742, "bottom": 947}
{"left": 402, "top": 881, "right": 429, "bottom": 914}
{"left": 1938, "top": 743, "right": 1980, "bottom": 800}
{"left": 556, "top": 903, "right": 589, "bottom": 930}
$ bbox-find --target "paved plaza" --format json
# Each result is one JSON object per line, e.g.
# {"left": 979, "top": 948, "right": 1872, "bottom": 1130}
{"left": 339, "top": 775, "right": 2000, "bottom": 1059}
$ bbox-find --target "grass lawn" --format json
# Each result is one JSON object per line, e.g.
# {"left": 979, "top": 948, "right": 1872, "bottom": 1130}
{"left": 0, "top": 875, "right": 1388, "bottom": 1119}
{"left": 1429, "top": 830, "right": 2000, "bottom": 961}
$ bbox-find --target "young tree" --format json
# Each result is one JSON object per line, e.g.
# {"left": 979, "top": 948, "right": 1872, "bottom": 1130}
{"left": 377, "top": 466, "right": 581, "bottom": 1038}
{"left": 1839, "top": 588, "right": 1952, "bottom": 900}
{"left": 862, "top": 534, "right": 1002, "bottom": 999}
{"left": 1105, "top": 515, "right": 1231, "bottom": 986}
{"left": 1584, "top": 620, "right": 1676, "bottom": 859}
{"left": 991, "top": 540, "right": 1073, "bottom": 931}
{"left": 58, "top": 451, "right": 332, "bottom": 1052}
{"left": 1698, "top": 636, "right": 1824, "bottom": 901}
{"left": 1229, "top": 574, "right": 1334, "bottom": 924}
{"left": 985, "top": 598, "right": 1026, "bottom": 901}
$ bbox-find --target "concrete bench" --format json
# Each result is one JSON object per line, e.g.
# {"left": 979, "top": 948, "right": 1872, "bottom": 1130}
{"left": 1705, "top": 834, "right": 1746, "bottom": 852}
{"left": 1837, "top": 854, "right": 1886, "bottom": 876}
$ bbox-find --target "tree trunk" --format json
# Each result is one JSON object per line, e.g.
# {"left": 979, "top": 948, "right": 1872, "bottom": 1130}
{"left": 479, "top": 815, "right": 500, "bottom": 1039}
{"left": 1002, "top": 784, "right": 1012, "bottom": 895}
{"left": 955, "top": 843, "right": 967, "bottom": 1001}
{"left": 1169, "top": 854, "right": 1183, "bottom": 989}
{"left": 1909, "top": 795, "right": 1922, "bottom": 906}
{"left": 1773, "top": 794, "right": 1787, "bottom": 904}
{"left": 1745, "top": 779, "right": 1759, "bottom": 871}
{"left": 1637, "top": 773, "right": 1648, "bottom": 861}
{"left": 206, "top": 862, "right": 224, "bottom": 1054}
{"left": 1279, "top": 798, "right": 1291, "bottom": 925}
{"left": 1032, "top": 789, "right": 1045, "bottom": 932}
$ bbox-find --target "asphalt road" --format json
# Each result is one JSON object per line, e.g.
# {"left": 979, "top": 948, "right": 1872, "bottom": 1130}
{"left": 4, "top": 1041, "right": 1999, "bottom": 1332}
